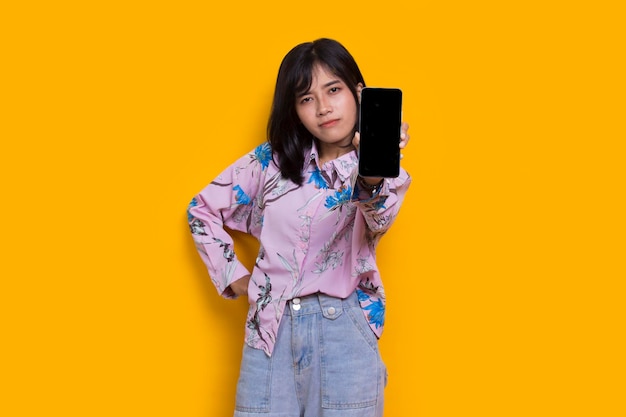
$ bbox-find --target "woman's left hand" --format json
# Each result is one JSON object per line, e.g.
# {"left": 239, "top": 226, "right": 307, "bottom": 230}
{"left": 399, "top": 122, "right": 410, "bottom": 151}
{"left": 352, "top": 122, "right": 410, "bottom": 185}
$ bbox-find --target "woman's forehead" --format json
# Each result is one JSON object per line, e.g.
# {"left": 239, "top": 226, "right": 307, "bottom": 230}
{"left": 296, "top": 63, "right": 343, "bottom": 93}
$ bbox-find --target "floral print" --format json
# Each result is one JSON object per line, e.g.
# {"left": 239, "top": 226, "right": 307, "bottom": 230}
{"left": 233, "top": 185, "right": 251, "bottom": 205}
{"left": 307, "top": 166, "right": 329, "bottom": 189}
{"left": 324, "top": 185, "right": 353, "bottom": 210}
{"left": 253, "top": 142, "right": 272, "bottom": 170}
{"left": 188, "top": 141, "right": 410, "bottom": 356}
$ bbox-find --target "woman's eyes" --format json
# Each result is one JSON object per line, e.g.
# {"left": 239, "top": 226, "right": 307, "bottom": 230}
{"left": 299, "top": 87, "right": 341, "bottom": 103}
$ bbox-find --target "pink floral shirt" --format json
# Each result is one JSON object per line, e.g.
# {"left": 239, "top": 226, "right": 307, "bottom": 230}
{"left": 188, "top": 141, "right": 411, "bottom": 356}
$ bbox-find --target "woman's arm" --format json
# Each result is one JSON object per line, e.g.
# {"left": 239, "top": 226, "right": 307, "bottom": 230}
{"left": 187, "top": 143, "right": 270, "bottom": 298}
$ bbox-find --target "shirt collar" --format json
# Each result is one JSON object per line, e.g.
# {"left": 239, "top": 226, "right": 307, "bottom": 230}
{"left": 306, "top": 141, "right": 358, "bottom": 183}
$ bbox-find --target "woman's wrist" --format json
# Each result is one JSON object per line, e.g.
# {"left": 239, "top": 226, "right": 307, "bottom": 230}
{"left": 357, "top": 176, "right": 384, "bottom": 193}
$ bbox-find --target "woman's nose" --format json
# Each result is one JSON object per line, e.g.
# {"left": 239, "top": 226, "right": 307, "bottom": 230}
{"left": 317, "top": 99, "right": 332, "bottom": 115}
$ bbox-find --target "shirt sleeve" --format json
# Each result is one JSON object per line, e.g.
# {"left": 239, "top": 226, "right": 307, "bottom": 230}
{"left": 350, "top": 168, "right": 412, "bottom": 242}
{"left": 187, "top": 144, "right": 270, "bottom": 298}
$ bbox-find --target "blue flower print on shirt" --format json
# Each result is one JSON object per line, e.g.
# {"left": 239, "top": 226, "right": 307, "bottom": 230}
{"left": 233, "top": 185, "right": 251, "bottom": 205}
{"left": 360, "top": 294, "right": 385, "bottom": 329}
{"left": 253, "top": 143, "right": 272, "bottom": 170}
{"left": 307, "top": 166, "right": 329, "bottom": 189}
{"left": 187, "top": 197, "right": 198, "bottom": 222}
{"left": 324, "top": 185, "right": 352, "bottom": 210}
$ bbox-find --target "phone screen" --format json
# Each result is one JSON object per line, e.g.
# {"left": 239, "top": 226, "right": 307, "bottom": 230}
{"left": 358, "top": 87, "right": 402, "bottom": 178}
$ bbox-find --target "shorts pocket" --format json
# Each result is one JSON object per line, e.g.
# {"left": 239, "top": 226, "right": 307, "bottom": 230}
{"left": 235, "top": 344, "right": 272, "bottom": 413}
{"left": 320, "top": 305, "right": 384, "bottom": 409}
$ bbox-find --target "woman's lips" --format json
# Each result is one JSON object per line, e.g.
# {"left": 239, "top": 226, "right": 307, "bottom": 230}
{"left": 320, "top": 119, "right": 339, "bottom": 128}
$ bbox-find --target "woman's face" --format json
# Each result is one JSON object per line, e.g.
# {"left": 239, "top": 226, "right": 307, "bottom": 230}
{"left": 295, "top": 64, "right": 361, "bottom": 149}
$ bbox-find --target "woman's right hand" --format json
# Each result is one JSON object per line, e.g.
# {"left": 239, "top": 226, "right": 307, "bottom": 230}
{"left": 229, "top": 275, "right": 251, "bottom": 296}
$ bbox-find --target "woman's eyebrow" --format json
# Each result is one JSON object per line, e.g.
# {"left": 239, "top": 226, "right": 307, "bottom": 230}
{"left": 297, "top": 80, "right": 342, "bottom": 98}
{"left": 322, "top": 80, "right": 341, "bottom": 88}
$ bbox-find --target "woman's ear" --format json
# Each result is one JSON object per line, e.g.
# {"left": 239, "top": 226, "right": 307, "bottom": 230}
{"left": 357, "top": 83, "right": 364, "bottom": 104}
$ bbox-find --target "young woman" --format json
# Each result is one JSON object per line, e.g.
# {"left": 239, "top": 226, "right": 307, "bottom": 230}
{"left": 188, "top": 38, "right": 411, "bottom": 417}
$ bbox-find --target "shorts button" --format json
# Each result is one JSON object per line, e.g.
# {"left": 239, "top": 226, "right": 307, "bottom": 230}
{"left": 327, "top": 306, "right": 336, "bottom": 315}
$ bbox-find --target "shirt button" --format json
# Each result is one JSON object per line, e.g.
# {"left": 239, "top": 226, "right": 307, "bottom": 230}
{"left": 327, "top": 307, "right": 336, "bottom": 315}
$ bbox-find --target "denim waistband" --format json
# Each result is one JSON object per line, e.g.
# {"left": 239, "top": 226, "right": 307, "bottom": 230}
{"left": 284, "top": 291, "right": 359, "bottom": 316}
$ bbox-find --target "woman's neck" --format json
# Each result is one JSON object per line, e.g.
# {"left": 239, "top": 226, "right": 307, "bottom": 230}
{"left": 317, "top": 142, "right": 354, "bottom": 166}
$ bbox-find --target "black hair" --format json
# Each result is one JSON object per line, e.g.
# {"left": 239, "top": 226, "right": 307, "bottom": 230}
{"left": 267, "top": 38, "right": 366, "bottom": 185}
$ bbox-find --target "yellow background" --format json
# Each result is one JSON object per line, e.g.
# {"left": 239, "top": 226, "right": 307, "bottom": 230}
{"left": 2, "top": 1, "right": 624, "bottom": 416}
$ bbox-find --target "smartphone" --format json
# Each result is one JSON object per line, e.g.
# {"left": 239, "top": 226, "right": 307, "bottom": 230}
{"left": 358, "top": 87, "right": 403, "bottom": 178}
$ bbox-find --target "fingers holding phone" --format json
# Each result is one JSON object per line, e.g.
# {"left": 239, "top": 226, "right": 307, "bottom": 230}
{"left": 400, "top": 122, "right": 410, "bottom": 149}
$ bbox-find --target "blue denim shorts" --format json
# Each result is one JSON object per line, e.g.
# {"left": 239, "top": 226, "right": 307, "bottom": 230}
{"left": 234, "top": 291, "right": 387, "bottom": 417}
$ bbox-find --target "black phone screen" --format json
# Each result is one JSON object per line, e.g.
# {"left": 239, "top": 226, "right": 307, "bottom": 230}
{"left": 358, "top": 87, "right": 402, "bottom": 178}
